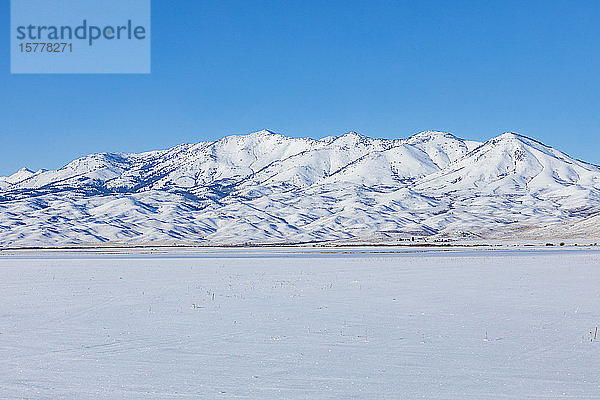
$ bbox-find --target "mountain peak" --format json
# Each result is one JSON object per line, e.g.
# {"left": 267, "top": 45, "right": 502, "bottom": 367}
{"left": 249, "top": 129, "right": 279, "bottom": 136}
{"left": 340, "top": 131, "right": 365, "bottom": 138}
{"left": 489, "top": 132, "right": 548, "bottom": 149}
{"left": 497, "top": 132, "right": 526, "bottom": 140}
{"left": 220, "top": 129, "right": 285, "bottom": 144}
{"left": 331, "top": 131, "right": 372, "bottom": 145}
{"left": 407, "top": 130, "right": 459, "bottom": 142}
{"left": 4, "top": 167, "right": 36, "bottom": 185}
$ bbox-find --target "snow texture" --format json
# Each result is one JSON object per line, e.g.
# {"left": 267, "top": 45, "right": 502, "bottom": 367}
{"left": 1, "top": 248, "right": 600, "bottom": 399}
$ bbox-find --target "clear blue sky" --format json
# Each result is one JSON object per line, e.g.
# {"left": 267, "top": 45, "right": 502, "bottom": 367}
{"left": 1, "top": 0, "right": 599, "bottom": 176}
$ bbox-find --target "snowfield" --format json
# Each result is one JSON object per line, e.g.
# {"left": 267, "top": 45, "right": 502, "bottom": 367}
{"left": 2, "top": 247, "right": 600, "bottom": 399}
{"left": 1, "top": 130, "right": 599, "bottom": 247}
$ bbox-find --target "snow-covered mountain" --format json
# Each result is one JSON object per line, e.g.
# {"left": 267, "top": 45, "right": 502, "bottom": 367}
{"left": 1, "top": 130, "right": 599, "bottom": 247}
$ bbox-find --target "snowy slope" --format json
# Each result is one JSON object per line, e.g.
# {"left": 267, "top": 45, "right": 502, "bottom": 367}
{"left": 1, "top": 129, "right": 599, "bottom": 247}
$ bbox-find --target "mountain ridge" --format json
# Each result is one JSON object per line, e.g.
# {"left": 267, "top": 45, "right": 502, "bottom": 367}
{"left": 1, "top": 130, "right": 599, "bottom": 247}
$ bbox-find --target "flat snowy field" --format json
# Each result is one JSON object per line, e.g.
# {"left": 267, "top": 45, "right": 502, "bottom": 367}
{"left": 1, "top": 247, "right": 600, "bottom": 399}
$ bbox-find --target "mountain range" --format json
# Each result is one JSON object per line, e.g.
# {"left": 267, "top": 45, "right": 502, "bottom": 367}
{"left": 1, "top": 130, "right": 599, "bottom": 247}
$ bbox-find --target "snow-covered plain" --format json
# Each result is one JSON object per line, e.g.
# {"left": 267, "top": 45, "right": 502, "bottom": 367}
{"left": 2, "top": 247, "right": 600, "bottom": 399}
